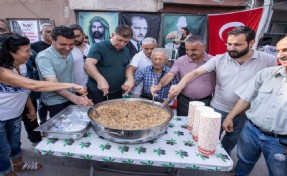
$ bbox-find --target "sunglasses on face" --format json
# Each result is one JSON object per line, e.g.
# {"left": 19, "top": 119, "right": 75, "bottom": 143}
{"left": 7, "top": 33, "right": 23, "bottom": 39}
{"left": 0, "top": 33, "right": 25, "bottom": 50}
{"left": 0, "top": 27, "right": 9, "bottom": 33}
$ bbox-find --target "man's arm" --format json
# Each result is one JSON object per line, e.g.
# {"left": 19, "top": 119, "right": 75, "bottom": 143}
{"left": 222, "top": 99, "right": 250, "bottom": 132}
{"left": 168, "top": 67, "right": 207, "bottom": 98}
{"left": 122, "top": 65, "right": 136, "bottom": 93}
{"left": 150, "top": 72, "right": 176, "bottom": 95}
{"left": 84, "top": 58, "right": 109, "bottom": 96}
{"left": 43, "top": 76, "right": 93, "bottom": 106}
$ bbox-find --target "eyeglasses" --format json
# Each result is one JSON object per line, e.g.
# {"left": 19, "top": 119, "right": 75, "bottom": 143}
{"left": 0, "top": 27, "right": 9, "bottom": 33}
{"left": 83, "top": 55, "right": 87, "bottom": 61}
{"left": 7, "top": 33, "right": 22, "bottom": 40}
{"left": 0, "top": 33, "right": 25, "bottom": 50}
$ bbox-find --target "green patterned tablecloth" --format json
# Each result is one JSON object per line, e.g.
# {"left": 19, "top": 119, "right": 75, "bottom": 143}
{"left": 35, "top": 116, "right": 233, "bottom": 171}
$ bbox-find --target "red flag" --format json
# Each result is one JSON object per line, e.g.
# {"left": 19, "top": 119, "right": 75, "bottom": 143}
{"left": 208, "top": 8, "right": 263, "bottom": 55}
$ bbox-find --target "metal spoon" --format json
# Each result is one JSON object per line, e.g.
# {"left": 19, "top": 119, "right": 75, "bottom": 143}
{"left": 152, "top": 78, "right": 155, "bottom": 105}
{"left": 91, "top": 106, "right": 100, "bottom": 118}
{"left": 161, "top": 97, "right": 171, "bottom": 108}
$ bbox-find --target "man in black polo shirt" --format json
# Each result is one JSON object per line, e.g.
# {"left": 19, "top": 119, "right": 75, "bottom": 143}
{"left": 84, "top": 25, "right": 133, "bottom": 104}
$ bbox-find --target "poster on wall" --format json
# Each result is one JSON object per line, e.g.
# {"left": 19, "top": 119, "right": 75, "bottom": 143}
{"left": 16, "top": 20, "right": 39, "bottom": 43}
{"left": 78, "top": 12, "right": 119, "bottom": 45}
{"left": 162, "top": 14, "right": 207, "bottom": 50}
{"left": 119, "top": 13, "right": 161, "bottom": 58}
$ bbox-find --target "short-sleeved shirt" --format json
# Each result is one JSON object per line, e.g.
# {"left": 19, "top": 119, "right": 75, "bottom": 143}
{"left": 36, "top": 46, "right": 75, "bottom": 106}
{"left": 201, "top": 50, "right": 277, "bottom": 112}
{"left": 129, "top": 51, "right": 153, "bottom": 95}
{"left": 71, "top": 43, "right": 90, "bottom": 86}
{"left": 135, "top": 65, "right": 178, "bottom": 101}
{"left": 86, "top": 40, "right": 130, "bottom": 93}
{"left": 170, "top": 53, "right": 215, "bottom": 99}
{"left": 31, "top": 41, "right": 50, "bottom": 53}
{"left": 235, "top": 66, "right": 287, "bottom": 134}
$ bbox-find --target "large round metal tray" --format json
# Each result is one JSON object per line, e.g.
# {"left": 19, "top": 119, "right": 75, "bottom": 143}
{"left": 87, "top": 98, "right": 174, "bottom": 144}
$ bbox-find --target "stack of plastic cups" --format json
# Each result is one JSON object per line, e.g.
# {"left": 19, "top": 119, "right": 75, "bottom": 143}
{"left": 198, "top": 111, "right": 222, "bottom": 155}
{"left": 192, "top": 106, "right": 214, "bottom": 141}
{"left": 187, "top": 101, "right": 205, "bottom": 131}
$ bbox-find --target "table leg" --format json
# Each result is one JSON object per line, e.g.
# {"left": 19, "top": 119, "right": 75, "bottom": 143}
{"left": 90, "top": 161, "right": 179, "bottom": 176}
{"left": 89, "top": 162, "right": 94, "bottom": 176}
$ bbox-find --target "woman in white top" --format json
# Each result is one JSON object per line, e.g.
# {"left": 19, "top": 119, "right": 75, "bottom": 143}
{"left": 0, "top": 33, "right": 89, "bottom": 176}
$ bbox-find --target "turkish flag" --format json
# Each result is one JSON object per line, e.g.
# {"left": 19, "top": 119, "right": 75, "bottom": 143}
{"left": 208, "top": 8, "right": 263, "bottom": 55}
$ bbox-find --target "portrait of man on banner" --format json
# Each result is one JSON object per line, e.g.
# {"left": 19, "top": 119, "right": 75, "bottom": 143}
{"left": 119, "top": 13, "right": 161, "bottom": 58}
{"left": 162, "top": 14, "right": 207, "bottom": 49}
{"left": 78, "top": 12, "right": 119, "bottom": 45}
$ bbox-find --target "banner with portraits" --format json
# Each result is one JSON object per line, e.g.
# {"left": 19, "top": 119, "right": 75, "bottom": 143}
{"left": 119, "top": 13, "right": 161, "bottom": 58}
{"left": 119, "top": 13, "right": 161, "bottom": 42}
{"left": 162, "top": 14, "right": 207, "bottom": 49}
{"left": 78, "top": 12, "right": 119, "bottom": 45}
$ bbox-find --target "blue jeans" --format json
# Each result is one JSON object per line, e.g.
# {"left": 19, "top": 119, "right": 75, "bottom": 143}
{"left": 0, "top": 116, "right": 22, "bottom": 175}
{"left": 213, "top": 107, "right": 247, "bottom": 155}
{"left": 235, "top": 120, "right": 287, "bottom": 176}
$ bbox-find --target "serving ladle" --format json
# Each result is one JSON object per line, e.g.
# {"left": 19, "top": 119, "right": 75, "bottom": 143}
{"left": 91, "top": 106, "right": 100, "bottom": 118}
{"left": 92, "top": 93, "right": 109, "bottom": 118}
{"left": 161, "top": 97, "right": 171, "bottom": 108}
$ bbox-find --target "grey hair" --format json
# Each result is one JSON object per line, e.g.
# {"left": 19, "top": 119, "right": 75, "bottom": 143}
{"left": 185, "top": 35, "right": 207, "bottom": 46}
{"left": 141, "top": 37, "right": 157, "bottom": 46}
{"left": 151, "top": 48, "right": 168, "bottom": 59}
{"left": 40, "top": 23, "right": 54, "bottom": 32}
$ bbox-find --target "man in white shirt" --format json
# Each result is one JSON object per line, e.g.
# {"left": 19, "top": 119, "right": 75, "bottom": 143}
{"left": 123, "top": 37, "right": 157, "bottom": 97}
{"left": 69, "top": 24, "right": 90, "bottom": 86}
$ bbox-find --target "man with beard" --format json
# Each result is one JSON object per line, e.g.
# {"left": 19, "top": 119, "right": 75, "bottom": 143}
{"left": 151, "top": 36, "right": 215, "bottom": 116}
{"left": 126, "top": 16, "right": 148, "bottom": 58}
{"left": 36, "top": 26, "right": 93, "bottom": 117}
{"left": 88, "top": 16, "right": 110, "bottom": 44}
{"left": 69, "top": 24, "right": 90, "bottom": 86}
{"left": 222, "top": 36, "right": 287, "bottom": 176}
{"left": 168, "top": 26, "right": 277, "bottom": 156}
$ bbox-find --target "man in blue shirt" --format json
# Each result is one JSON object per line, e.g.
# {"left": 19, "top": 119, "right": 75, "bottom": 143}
{"left": 135, "top": 48, "right": 178, "bottom": 102}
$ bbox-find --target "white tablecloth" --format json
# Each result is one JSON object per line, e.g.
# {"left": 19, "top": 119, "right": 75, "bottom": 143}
{"left": 35, "top": 116, "right": 233, "bottom": 171}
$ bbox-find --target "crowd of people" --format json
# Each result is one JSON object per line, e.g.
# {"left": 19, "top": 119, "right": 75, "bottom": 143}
{"left": 0, "top": 17, "right": 286, "bottom": 176}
